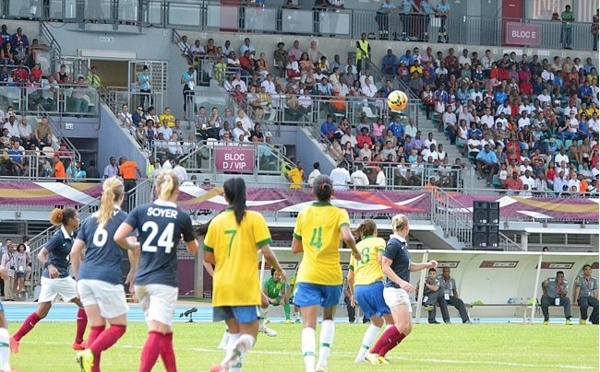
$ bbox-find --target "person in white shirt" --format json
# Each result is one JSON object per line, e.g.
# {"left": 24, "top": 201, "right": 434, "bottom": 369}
{"left": 436, "top": 144, "right": 447, "bottom": 161}
{"left": 467, "top": 133, "right": 482, "bottom": 158}
{"left": 589, "top": 112, "right": 599, "bottom": 135}
{"left": 540, "top": 67, "right": 554, "bottom": 83}
{"left": 537, "top": 89, "right": 551, "bottom": 105}
{"left": 340, "top": 127, "right": 358, "bottom": 148}
{"left": 172, "top": 158, "right": 188, "bottom": 182}
{"left": 458, "top": 49, "right": 471, "bottom": 67}
{"left": 361, "top": 78, "right": 378, "bottom": 98}
{"left": 3, "top": 116, "right": 19, "bottom": 138}
{"left": 329, "top": 162, "right": 352, "bottom": 190}
{"left": 421, "top": 144, "right": 438, "bottom": 163}
{"left": 157, "top": 122, "right": 173, "bottom": 141}
{"left": 517, "top": 111, "right": 531, "bottom": 129}
{"left": 307, "top": 162, "right": 321, "bottom": 187}
{"left": 520, "top": 170, "right": 535, "bottom": 190}
{"left": 554, "top": 147, "right": 570, "bottom": 164}
{"left": 232, "top": 121, "right": 250, "bottom": 142}
{"left": 375, "top": 166, "right": 386, "bottom": 187}
{"left": 118, "top": 104, "right": 134, "bottom": 129}
{"left": 480, "top": 49, "right": 493, "bottom": 74}
{"left": 495, "top": 113, "right": 508, "bottom": 129}
{"left": 235, "top": 109, "right": 253, "bottom": 131}
{"left": 423, "top": 132, "right": 437, "bottom": 149}
{"left": 18, "top": 117, "right": 33, "bottom": 143}
{"left": 260, "top": 74, "right": 276, "bottom": 94}
{"left": 495, "top": 102, "right": 511, "bottom": 116}
{"left": 350, "top": 164, "right": 370, "bottom": 187}
{"left": 479, "top": 108, "right": 495, "bottom": 130}
{"left": 563, "top": 104, "right": 578, "bottom": 117}
{"left": 232, "top": 72, "right": 247, "bottom": 93}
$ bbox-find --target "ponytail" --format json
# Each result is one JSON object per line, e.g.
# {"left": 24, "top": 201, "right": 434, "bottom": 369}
{"left": 312, "top": 175, "right": 334, "bottom": 202}
{"left": 98, "top": 177, "right": 124, "bottom": 228}
{"left": 49, "top": 207, "right": 77, "bottom": 226}
{"left": 223, "top": 177, "right": 247, "bottom": 225}
{"left": 155, "top": 170, "right": 180, "bottom": 200}
{"left": 353, "top": 219, "right": 376, "bottom": 240}
{"left": 391, "top": 214, "right": 409, "bottom": 232}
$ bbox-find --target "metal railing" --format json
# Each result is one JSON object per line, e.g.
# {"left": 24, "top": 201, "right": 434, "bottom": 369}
{"left": 25, "top": 1, "right": 598, "bottom": 52}
{"left": 126, "top": 178, "right": 154, "bottom": 211}
{"left": 0, "top": 84, "right": 99, "bottom": 116}
{"left": 432, "top": 188, "right": 474, "bottom": 247}
{"left": 499, "top": 232, "right": 523, "bottom": 252}
{"left": 106, "top": 86, "right": 164, "bottom": 116}
{"left": 39, "top": 22, "right": 62, "bottom": 77}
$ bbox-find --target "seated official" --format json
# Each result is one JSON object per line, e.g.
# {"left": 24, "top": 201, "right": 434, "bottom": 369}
{"left": 573, "top": 264, "right": 599, "bottom": 325}
{"left": 438, "top": 267, "right": 471, "bottom": 324}
{"left": 418, "top": 268, "right": 450, "bottom": 324}
{"left": 541, "top": 271, "right": 573, "bottom": 325}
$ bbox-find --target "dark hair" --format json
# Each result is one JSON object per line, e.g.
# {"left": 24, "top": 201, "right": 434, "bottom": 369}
{"left": 428, "top": 268, "right": 437, "bottom": 273}
{"left": 270, "top": 268, "right": 276, "bottom": 276}
{"left": 353, "top": 219, "right": 376, "bottom": 239}
{"left": 312, "top": 175, "right": 333, "bottom": 202}
{"left": 557, "top": 271, "right": 565, "bottom": 276}
{"left": 583, "top": 264, "right": 592, "bottom": 270}
{"left": 224, "top": 177, "right": 247, "bottom": 225}
{"left": 16, "top": 243, "right": 25, "bottom": 252}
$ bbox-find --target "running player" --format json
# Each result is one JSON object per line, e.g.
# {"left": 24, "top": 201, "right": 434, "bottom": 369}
{"left": 365, "top": 214, "right": 437, "bottom": 365}
{"left": 204, "top": 177, "right": 285, "bottom": 372}
{"left": 10, "top": 207, "right": 88, "bottom": 353}
{"left": 347, "top": 219, "right": 394, "bottom": 363}
{"left": 291, "top": 175, "right": 361, "bottom": 372}
{"left": 71, "top": 178, "right": 138, "bottom": 372}
{"left": 114, "top": 170, "right": 198, "bottom": 372}
{"left": 263, "top": 268, "right": 292, "bottom": 324}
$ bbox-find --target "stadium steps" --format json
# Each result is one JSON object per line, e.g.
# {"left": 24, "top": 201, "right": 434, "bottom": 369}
{"left": 413, "top": 108, "right": 488, "bottom": 190}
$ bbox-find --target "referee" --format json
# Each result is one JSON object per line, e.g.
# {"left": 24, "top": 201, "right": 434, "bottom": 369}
{"left": 118, "top": 156, "right": 143, "bottom": 211}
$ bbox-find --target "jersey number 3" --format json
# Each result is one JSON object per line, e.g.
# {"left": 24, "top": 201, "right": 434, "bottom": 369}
{"left": 142, "top": 221, "right": 175, "bottom": 253}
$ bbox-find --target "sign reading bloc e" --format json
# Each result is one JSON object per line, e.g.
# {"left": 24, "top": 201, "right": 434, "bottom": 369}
{"left": 505, "top": 22, "right": 542, "bottom": 46}
{"left": 215, "top": 146, "right": 255, "bottom": 173}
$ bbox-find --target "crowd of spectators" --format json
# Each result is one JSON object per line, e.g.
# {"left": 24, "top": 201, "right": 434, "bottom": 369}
{"left": 388, "top": 45, "right": 600, "bottom": 195}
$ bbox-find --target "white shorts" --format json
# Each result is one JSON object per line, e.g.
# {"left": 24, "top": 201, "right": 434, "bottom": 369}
{"left": 77, "top": 279, "right": 129, "bottom": 319}
{"left": 383, "top": 287, "right": 412, "bottom": 313}
{"left": 135, "top": 284, "right": 178, "bottom": 327}
{"left": 38, "top": 276, "right": 78, "bottom": 303}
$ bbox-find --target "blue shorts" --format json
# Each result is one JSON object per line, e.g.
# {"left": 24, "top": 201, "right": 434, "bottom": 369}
{"left": 294, "top": 282, "right": 343, "bottom": 308}
{"left": 213, "top": 305, "right": 260, "bottom": 324}
{"left": 354, "top": 281, "right": 390, "bottom": 319}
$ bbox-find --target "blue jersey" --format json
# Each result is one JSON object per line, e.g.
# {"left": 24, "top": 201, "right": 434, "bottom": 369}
{"left": 42, "top": 226, "right": 74, "bottom": 279}
{"left": 124, "top": 200, "right": 195, "bottom": 287}
{"left": 383, "top": 235, "right": 411, "bottom": 288}
{"left": 76, "top": 208, "right": 128, "bottom": 285}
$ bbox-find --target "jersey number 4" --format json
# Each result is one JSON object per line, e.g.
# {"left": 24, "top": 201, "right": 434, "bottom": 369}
{"left": 309, "top": 227, "right": 323, "bottom": 251}
{"left": 141, "top": 221, "right": 175, "bottom": 253}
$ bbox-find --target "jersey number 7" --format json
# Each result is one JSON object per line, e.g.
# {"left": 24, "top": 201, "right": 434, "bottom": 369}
{"left": 141, "top": 221, "right": 175, "bottom": 253}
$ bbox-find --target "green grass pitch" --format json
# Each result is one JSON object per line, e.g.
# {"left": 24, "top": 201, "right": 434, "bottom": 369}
{"left": 8, "top": 321, "right": 598, "bottom": 371}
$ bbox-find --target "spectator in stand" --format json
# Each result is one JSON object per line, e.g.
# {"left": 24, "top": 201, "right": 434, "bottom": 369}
{"left": 86, "top": 66, "right": 102, "bottom": 89}
{"left": 103, "top": 157, "right": 119, "bottom": 179}
{"left": 181, "top": 66, "right": 196, "bottom": 117}
{"left": 11, "top": 62, "right": 28, "bottom": 83}
{"left": 34, "top": 116, "right": 52, "bottom": 147}
{"left": 239, "top": 37, "right": 256, "bottom": 60}
{"left": 561, "top": 5, "right": 574, "bottom": 49}
{"left": 592, "top": 9, "right": 599, "bottom": 51}
{"left": 11, "top": 27, "right": 28, "bottom": 49}
{"left": 321, "top": 115, "right": 337, "bottom": 141}
{"left": 381, "top": 49, "right": 398, "bottom": 75}
{"left": 55, "top": 64, "right": 72, "bottom": 85}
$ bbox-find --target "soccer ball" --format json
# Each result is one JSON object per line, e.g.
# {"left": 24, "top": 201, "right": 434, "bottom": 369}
{"left": 387, "top": 90, "right": 408, "bottom": 111}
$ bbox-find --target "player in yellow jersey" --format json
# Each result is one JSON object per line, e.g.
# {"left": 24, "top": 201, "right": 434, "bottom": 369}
{"left": 204, "top": 177, "right": 285, "bottom": 372}
{"left": 291, "top": 175, "right": 361, "bottom": 372}
{"left": 347, "top": 219, "right": 394, "bottom": 363}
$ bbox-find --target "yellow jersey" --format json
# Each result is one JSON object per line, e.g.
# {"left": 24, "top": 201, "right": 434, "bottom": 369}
{"left": 348, "top": 236, "right": 386, "bottom": 286}
{"left": 294, "top": 202, "right": 349, "bottom": 285}
{"left": 204, "top": 208, "right": 272, "bottom": 306}
{"left": 287, "top": 167, "right": 304, "bottom": 189}
{"left": 159, "top": 113, "right": 176, "bottom": 127}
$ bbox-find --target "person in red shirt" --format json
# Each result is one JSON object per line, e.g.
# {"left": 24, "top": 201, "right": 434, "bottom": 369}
{"left": 503, "top": 170, "right": 523, "bottom": 191}
{"left": 30, "top": 63, "right": 43, "bottom": 82}
{"left": 520, "top": 79, "right": 533, "bottom": 96}
{"left": 239, "top": 50, "right": 254, "bottom": 76}
{"left": 356, "top": 127, "right": 373, "bottom": 150}
{"left": 11, "top": 62, "right": 28, "bottom": 83}
{"left": 444, "top": 48, "right": 459, "bottom": 77}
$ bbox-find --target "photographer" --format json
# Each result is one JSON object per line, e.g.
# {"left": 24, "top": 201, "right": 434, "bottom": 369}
{"left": 0, "top": 242, "right": 16, "bottom": 301}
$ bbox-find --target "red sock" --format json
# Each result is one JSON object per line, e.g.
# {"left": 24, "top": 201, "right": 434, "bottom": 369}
{"left": 91, "top": 354, "right": 102, "bottom": 372}
{"left": 75, "top": 308, "right": 88, "bottom": 344}
{"left": 13, "top": 312, "right": 42, "bottom": 341}
{"left": 160, "top": 332, "right": 177, "bottom": 372}
{"left": 370, "top": 326, "right": 399, "bottom": 355}
{"left": 87, "top": 325, "right": 106, "bottom": 347}
{"left": 378, "top": 328, "right": 406, "bottom": 357}
{"left": 139, "top": 331, "right": 164, "bottom": 372}
{"left": 90, "top": 325, "right": 126, "bottom": 357}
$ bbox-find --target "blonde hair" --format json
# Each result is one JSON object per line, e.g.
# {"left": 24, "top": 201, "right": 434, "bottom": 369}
{"left": 98, "top": 177, "right": 124, "bottom": 228}
{"left": 49, "top": 207, "right": 77, "bottom": 226}
{"left": 353, "top": 219, "right": 377, "bottom": 240}
{"left": 155, "top": 170, "right": 180, "bottom": 200}
{"left": 391, "top": 214, "right": 409, "bottom": 232}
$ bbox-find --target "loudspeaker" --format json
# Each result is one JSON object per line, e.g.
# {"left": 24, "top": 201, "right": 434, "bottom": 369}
{"left": 473, "top": 201, "right": 500, "bottom": 225}
{"left": 472, "top": 225, "right": 499, "bottom": 248}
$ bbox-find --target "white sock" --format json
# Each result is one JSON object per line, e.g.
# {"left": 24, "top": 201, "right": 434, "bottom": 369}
{"left": 223, "top": 334, "right": 254, "bottom": 369}
{"left": 218, "top": 328, "right": 230, "bottom": 348}
{"left": 301, "top": 327, "right": 316, "bottom": 372}
{"left": 356, "top": 324, "right": 381, "bottom": 360}
{"left": 0, "top": 328, "right": 10, "bottom": 372}
{"left": 260, "top": 308, "right": 269, "bottom": 327}
{"left": 317, "top": 320, "right": 335, "bottom": 368}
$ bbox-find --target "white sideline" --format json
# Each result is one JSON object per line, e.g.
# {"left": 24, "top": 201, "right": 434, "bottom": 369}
{"left": 27, "top": 341, "right": 598, "bottom": 370}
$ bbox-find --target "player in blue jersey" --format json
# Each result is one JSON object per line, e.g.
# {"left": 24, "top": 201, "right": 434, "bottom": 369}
{"left": 71, "top": 178, "right": 139, "bottom": 372}
{"left": 114, "top": 170, "right": 198, "bottom": 372}
{"left": 10, "top": 207, "right": 88, "bottom": 354}
{"left": 366, "top": 214, "right": 437, "bottom": 365}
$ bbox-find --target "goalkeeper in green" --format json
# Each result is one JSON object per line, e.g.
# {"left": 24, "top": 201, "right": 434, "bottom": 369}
{"left": 263, "top": 268, "right": 292, "bottom": 323}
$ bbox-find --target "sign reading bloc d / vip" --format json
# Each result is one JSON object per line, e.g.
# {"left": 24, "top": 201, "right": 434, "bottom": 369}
{"left": 505, "top": 22, "right": 542, "bottom": 46}
{"left": 215, "top": 146, "right": 255, "bottom": 173}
